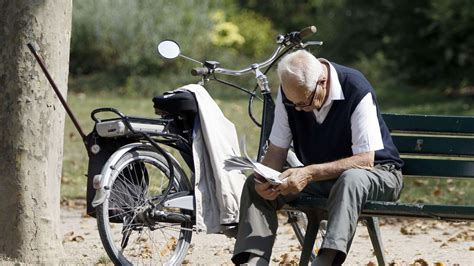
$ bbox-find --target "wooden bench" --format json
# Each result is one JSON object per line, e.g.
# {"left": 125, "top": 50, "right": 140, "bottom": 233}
{"left": 288, "top": 113, "right": 474, "bottom": 265}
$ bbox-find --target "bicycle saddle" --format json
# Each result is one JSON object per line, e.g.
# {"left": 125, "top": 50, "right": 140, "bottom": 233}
{"left": 152, "top": 91, "right": 198, "bottom": 115}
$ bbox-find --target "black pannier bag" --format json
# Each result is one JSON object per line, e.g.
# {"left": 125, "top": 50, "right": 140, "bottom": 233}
{"left": 85, "top": 131, "right": 145, "bottom": 220}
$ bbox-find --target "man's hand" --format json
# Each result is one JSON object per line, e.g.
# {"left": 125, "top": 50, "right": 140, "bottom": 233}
{"left": 276, "top": 167, "right": 313, "bottom": 195}
{"left": 254, "top": 179, "right": 280, "bottom": 200}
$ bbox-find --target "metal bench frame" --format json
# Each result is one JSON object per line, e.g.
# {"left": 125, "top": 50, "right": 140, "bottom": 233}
{"left": 288, "top": 113, "right": 474, "bottom": 265}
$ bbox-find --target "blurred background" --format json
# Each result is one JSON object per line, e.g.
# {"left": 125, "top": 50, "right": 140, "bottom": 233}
{"left": 63, "top": 0, "right": 473, "bottom": 204}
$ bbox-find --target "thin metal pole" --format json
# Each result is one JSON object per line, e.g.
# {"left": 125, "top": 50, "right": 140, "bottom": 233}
{"left": 27, "top": 42, "right": 87, "bottom": 147}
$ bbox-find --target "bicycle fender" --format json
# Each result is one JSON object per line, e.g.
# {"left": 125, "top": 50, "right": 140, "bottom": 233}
{"left": 91, "top": 142, "right": 147, "bottom": 207}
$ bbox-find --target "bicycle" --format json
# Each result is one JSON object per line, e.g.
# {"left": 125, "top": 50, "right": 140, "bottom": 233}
{"left": 29, "top": 26, "right": 324, "bottom": 265}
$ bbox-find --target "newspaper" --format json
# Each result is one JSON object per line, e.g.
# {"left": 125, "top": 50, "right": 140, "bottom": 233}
{"left": 224, "top": 138, "right": 283, "bottom": 185}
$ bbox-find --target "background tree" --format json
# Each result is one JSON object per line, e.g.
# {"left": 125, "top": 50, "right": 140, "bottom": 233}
{"left": 0, "top": 0, "right": 72, "bottom": 263}
{"left": 237, "top": 0, "right": 474, "bottom": 93}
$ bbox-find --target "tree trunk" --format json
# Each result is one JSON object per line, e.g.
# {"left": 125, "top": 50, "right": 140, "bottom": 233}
{"left": 0, "top": 0, "right": 72, "bottom": 263}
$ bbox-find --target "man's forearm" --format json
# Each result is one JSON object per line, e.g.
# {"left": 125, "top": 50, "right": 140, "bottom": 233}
{"left": 261, "top": 143, "right": 288, "bottom": 172}
{"left": 305, "top": 151, "right": 375, "bottom": 181}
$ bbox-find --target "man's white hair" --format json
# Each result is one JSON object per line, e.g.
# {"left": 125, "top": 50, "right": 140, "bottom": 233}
{"left": 277, "top": 50, "right": 323, "bottom": 92}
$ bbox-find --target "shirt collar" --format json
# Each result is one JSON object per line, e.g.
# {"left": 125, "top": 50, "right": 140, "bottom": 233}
{"left": 318, "top": 58, "right": 344, "bottom": 107}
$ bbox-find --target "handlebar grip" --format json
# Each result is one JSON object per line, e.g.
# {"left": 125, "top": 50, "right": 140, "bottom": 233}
{"left": 191, "top": 67, "right": 209, "bottom": 76}
{"left": 298, "top": 26, "right": 317, "bottom": 39}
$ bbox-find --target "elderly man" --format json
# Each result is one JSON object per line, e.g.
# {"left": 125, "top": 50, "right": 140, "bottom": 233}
{"left": 231, "top": 50, "right": 404, "bottom": 265}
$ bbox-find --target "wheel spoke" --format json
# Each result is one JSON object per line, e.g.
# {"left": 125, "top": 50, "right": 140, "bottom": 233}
{"left": 96, "top": 149, "right": 192, "bottom": 265}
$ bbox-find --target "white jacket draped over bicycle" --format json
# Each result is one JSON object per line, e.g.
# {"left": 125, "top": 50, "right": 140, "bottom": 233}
{"left": 179, "top": 84, "right": 246, "bottom": 233}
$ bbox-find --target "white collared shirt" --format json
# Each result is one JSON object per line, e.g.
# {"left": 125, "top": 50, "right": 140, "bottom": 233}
{"left": 269, "top": 59, "right": 384, "bottom": 155}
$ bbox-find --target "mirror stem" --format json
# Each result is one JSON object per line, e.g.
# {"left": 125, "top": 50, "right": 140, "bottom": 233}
{"left": 179, "top": 54, "right": 202, "bottom": 65}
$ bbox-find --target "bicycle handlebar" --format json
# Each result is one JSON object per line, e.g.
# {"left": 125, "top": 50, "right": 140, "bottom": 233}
{"left": 191, "top": 25, "right": 319, "bottom": 77}
{"left": 298, "top": 26, "right": 317, "bottom": 39}
{"left": 191, "top": 67, "right": 209, "bottom": 76}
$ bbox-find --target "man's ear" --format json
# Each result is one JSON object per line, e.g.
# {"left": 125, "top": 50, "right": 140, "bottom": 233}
{"left": 313, "top": 84, "right": 327, "bottom": 109}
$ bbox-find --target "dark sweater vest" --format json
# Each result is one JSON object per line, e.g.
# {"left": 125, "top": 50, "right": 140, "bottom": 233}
{"left": 282, "top": 63, "right": 404, "bottom": 169}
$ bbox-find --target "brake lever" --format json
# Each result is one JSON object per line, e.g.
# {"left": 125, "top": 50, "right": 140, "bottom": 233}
{"left": 277, "top": 31, "right": 302, "bottom": 46}
{"left": 301, "top": 41, "right": 324, "bottom": 48}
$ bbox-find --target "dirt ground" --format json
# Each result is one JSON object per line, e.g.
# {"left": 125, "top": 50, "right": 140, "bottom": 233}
{"left": 58, "top": 200, "right": 474, "bottom": 265}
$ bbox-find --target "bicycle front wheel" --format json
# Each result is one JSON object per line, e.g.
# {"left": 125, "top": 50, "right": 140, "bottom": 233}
{"left": 96, "top": 147, "right": 193, "bottom": 265}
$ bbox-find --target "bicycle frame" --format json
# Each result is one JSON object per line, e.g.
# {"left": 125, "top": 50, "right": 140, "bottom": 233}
{"left": 90, "top": 27, "right": 322, "bottom": 208}
{"left": 257, "top": 81, "right": 275, "bottom": 161}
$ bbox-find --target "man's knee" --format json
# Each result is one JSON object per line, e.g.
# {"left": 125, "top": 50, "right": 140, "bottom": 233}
{"left": 337, "top": 169, "right": 370, "bottom": 187}
{"left": 331, "top": 169, "right": 372, "bottom": 200}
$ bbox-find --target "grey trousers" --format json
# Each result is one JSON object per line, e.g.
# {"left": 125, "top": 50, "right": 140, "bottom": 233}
{"left": 231, "top": 164, "right": 403, "bottom": 264}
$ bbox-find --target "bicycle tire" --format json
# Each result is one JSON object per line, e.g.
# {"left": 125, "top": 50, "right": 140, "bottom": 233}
{"left": 96, "top": 147, "right": 193, "bottom": 265}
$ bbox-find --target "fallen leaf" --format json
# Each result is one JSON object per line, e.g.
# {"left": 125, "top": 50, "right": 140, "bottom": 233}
{"left": 400, "top": 226, "right": 416, "bottom": 235}
{"left": 290, "top": 246, "right": 300, "bottom": 252}
{"left": 160, "top": 236, "right": 177, "bottom": 257}
{"left": 432, "top": 187, "right": 442, "bottom": 196}
{"left": 469, "top": 246, "right": 474, "bottom": 251}
{"left": 414, "top": 179, "right": 428, "bottom": 186}
{"left": 279, "top": 253, "right": 289, "bottom": 263}
{"left": 367, "top": 261, "right": 376, "bottom": 266}
{"left": 62, "top": 231, "right": 74, "bottom": 243}
{"left": 413, "top": 258, "right": 428, "bottom": 266}
{"left": 434, "top": 262, "right": 445, "bottom": 266}
{"left": 432, "top": 223, "right": 446, "bottom": 230}
{"left": 72, "top": 235, "right": 85, "bottom": 242}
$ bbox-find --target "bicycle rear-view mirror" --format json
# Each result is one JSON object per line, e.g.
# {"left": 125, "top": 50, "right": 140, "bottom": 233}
{"left": 157, "top": 40, "right": 180, "bottom": 59}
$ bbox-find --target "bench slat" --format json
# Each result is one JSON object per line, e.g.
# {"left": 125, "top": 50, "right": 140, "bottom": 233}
{"left": 392, "top": 135, "right": 474, "bottom": 156}
{"left": 383, "top": 113, "right": 474, "bottom": 134}
{"left": 363, "top": 201, "right": 474, "bottom": 220}
{"left": 402, "top": 158, "right": 474, "bottom": 178}
{"left": 289, "top": 197, "right": 474, "bottom": 220}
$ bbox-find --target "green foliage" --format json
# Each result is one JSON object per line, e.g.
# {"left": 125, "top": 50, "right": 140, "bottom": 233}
{"left": 69, "top": 0, "right": 473, "bottom": 96}
{"left": 71, "top": 0, "right": 214, "bottom": 77}
{"left": 238, "top": 0, "right": 474, "bottom": 93}
{"left": 222, "top": 9, "right": 277, "bottom": 58}
{"left": 70, "top": 0, "right": 279, "bottom": 96}
{"left": 368, "top": 0, "right": 474, "bottom": 89}
{"left": 352, "top": 51, "right": 398, "bottom": 93}
{"left": 210, "top": 10, "right": 246, "bottom": 49}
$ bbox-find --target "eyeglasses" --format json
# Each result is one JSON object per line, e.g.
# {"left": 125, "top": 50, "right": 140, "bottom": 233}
{"left": 282, "top": 79, "right": 326, "bottom": 108}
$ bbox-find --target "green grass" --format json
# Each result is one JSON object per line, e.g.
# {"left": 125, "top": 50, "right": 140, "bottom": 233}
{"left": 62, "top": 86, "right": 473, "bottom": 205}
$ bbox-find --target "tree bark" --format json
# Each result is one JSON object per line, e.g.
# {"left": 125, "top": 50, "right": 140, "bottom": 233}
{"left": 0, "top": 0, "right": 72, "bottom": 263}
